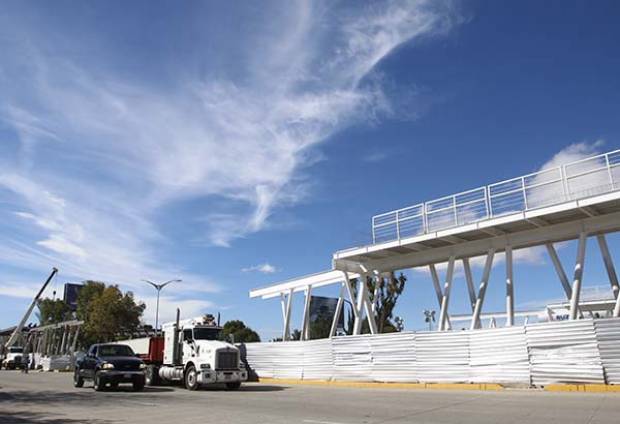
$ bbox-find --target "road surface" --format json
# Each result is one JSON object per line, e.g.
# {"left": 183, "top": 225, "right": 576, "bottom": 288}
{"left": 1, "top": 371, "right": 619, "bottom": 423}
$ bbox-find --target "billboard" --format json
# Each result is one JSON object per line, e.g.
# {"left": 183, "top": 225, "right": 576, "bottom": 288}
{"left": 63, "top": 283, "right": 83, "bottom": 311}
{"left": 309, "top": 295, "right": 345, "bottom": 329}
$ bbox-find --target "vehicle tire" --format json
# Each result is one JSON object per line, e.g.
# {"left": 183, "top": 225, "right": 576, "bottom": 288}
{"left": 145, "top": 365, "right": 160, "bottom": 386}
{"left": 133, "top": 379, "right": 145, "bottom": 392}
{"left": 184, "top": 365, "right": 199, "bottom": 391}
{"left": 226, "top": 382, "right": 241, "bottom": 390}
{"left": 93, "top": 371, "right": 106, "bottom": 391}
{"left": 73, "top": 368, "right": 84, "bottom": 388}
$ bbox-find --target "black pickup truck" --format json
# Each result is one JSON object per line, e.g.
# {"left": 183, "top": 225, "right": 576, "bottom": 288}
{"left": 74, "top": 343, "right": 146, "bottom": 391}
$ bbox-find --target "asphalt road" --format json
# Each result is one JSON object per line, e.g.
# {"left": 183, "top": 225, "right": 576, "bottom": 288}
{"left": 1, "top": 371, "right": 619, "bottom": 424}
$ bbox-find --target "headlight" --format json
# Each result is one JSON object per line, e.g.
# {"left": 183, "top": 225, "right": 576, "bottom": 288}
{"left": 200, "top": 363, "right": 210, "bottom": 369}
{"left": 139, "top": 363, "right": 146, "bottom": 369}
{"left": 102, "top": 363, "right": 115, "bottom": 370}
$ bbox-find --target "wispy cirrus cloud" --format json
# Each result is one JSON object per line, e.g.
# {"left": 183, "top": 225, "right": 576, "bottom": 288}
{"left": 0, "top": 1, "right": 462, "bottom": 309}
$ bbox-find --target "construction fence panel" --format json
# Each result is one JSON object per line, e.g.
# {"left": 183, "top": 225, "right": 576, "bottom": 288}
{"left": 331, "top": 334, "right": 373, "bottom": 381}
{"left": 594, "top": 318, "right": 620, "bottom": 385}
{"left": 368, "top": 332, "right": 417, "bottom": 382}
{"left": 525, "top": 319, "right": 605, "bottom": 385}
{"left": 302, "top": 338, "right": 333, "bottom": 381}
{"left": 469, "top": 326, "right": 530, "bottom": 385}
{"left": 415, "top": 331, "right": 469, "bottom": 383}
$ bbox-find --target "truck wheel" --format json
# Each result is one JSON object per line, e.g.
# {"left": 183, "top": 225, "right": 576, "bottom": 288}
{"left": 93, "top": 371, "right": 106, "bottom": 391}
{"left": 226, "top": 382, "right": 241, "bottom": 390}
{"left": 73, "top": 368, "right": 84, "bottom": 388}
{"left": 145, "top": 365, "right": 160, "bottom": 386}
{"left": 184, "top": 365, "right": 199, "bottom": 391}
{"left": 133, "top": 379, "right": 145, "bottom": 391}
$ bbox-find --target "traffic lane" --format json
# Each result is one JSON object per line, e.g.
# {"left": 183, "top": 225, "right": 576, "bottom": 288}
{"left": 1, "top": 371, "right": 619, "bottom": 424}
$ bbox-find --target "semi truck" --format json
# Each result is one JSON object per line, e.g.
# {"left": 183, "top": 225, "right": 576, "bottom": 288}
{"left": 119, "top": 311, "right": 247, "bottom": 390}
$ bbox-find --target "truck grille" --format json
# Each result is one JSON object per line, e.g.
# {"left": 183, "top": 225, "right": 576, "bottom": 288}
{"left": 216, "top": 350, "right": 238, "bottom": 370}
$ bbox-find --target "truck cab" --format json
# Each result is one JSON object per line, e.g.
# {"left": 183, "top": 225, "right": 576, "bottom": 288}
{"left": 159, "top": 316, "right": 247, "bottom": 390}
{"left": 2, "top": 346, "right": 24, "bottom": 370}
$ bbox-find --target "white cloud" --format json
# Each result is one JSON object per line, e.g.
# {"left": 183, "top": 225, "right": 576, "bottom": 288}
{"left": 0, "top": 1, "right": 461, "bottom": 304}
{"left": 242, "top": 263, "right": 279, "bottom": 274}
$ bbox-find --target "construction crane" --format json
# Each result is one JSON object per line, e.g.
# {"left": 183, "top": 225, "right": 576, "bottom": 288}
{"left": 3, "top": 268, "right": 58, "bottom": 349}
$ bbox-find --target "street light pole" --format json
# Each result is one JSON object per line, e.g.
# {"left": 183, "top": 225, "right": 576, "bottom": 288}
{"left": 143, "top": 279, "right": 181, "bottom": 333}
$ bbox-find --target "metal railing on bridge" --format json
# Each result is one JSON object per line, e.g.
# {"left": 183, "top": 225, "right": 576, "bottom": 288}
{"left": 372, "top": 149, "right": 620, "bottom": 244}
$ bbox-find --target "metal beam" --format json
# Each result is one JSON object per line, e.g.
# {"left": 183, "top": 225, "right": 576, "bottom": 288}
{"left": 546, "top": 243, "right": 573, "bottom": 298}
{"left": 329, "top": 284, "right": 345, "bottom": 338}
{"left": 334, "top": 211, "right": 620, "bottom": 273}
{"left": 462, "top": 258, "right": 477, "bottom": 311}
{"left": 429, "top": 264, "right": 451, "bottom": 330}
{"left": 282, "top": 288, "right": 293, "bottom": 340}
{"left": 300, "top": 285, "right": 312, "bottom": 340}
{"left": 597, "top": 234, "right": 619, "bottom": 299}
{"left": 470, "top": 249, "right": 496, "bottom": 330}
{"left": 569, "top": 233, "right": 587, "bottom": 320}
{"left": 438, "top": 256, "right": 456, "bottom": 331}
{"left": 505, "top": 246, "right": 514, "bottom": 327}
{"left": 353, "top": 276, "right": 365, "bottom": 335}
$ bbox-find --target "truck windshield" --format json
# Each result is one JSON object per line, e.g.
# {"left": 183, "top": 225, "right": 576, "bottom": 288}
{"left": 98, "top": 345, "right": 135, "bottom": 357}
{"left": 193, "top": 327, "right": 221, "bottom": 340}
{"left": 9, "top": 347, "right": 23, "bottom": 353}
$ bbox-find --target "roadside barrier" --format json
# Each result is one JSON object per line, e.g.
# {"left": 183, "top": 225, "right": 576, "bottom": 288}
{"left": 243, "top": 318, "right": 620, "bottom": 386}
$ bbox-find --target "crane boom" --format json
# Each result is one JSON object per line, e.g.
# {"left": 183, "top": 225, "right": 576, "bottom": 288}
{"left": 4, "top": 267, "right": 58, "bottom": 349}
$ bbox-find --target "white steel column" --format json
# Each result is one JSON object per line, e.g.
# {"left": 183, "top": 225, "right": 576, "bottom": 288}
{"left": 569, "top": 232, "right": 588, "bottom": 321}
{"left": 546, "top": 243, "right": 573, "bottom": 298}
{"left": 438, "top": 256, "right": 456, "bottom": 331}
{"left": 353, "top": 276, "right": 365, "bottom": 335}
{"left": 342, "top": 271, "right": 360, "bottom": 334}
{"left": 429, "top": 264, "right": 451, "bottom": 330}
{"left": 614, "top": 291, "right": 620, "bottom": 318}
{"left": 282, "top": 288, "right": 293, "bottom": 340}
{"left": 300, "top": 285, "right": 313, "bottom": 340}
{"left": 470, "top": 249, "right": 496, "bottom": 330}
{"left": 505, "top": 246, "right": 515, "bottom": 327}
{"left": 462, "top": 258, "right": 477, "bottom": 311}
{"left": 329, "top": 283, "right": 345, "bottom": 338}
{"left": 597, "top": 235, "right": 619, "bottom": 299}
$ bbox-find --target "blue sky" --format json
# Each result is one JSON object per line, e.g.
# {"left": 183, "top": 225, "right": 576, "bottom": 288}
{"left": 1, "top": 0, "right": 619, "bottom": 339}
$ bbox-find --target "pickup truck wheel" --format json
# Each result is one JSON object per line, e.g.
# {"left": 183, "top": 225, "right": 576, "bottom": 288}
{"left": 226, "top": 382, "right": 241, "bottom": 390}
{"left": 184, "top": 365, "right": 199, "bottom": 391}
{"left": 145, "top": 365, "right": 160, "bottom": 386}
{"left": 73, "top": 368, "right": 84, "bottom": 388}
{"left": 93, "top": 371, "right": 106, "bottom": 391}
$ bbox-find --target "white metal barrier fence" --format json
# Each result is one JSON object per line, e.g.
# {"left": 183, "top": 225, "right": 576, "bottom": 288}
{"left": 372, "top": 150, "right": 620, "bottom": 243}
{"left": 243, "top": 318, "right": 620, "bottom": 386}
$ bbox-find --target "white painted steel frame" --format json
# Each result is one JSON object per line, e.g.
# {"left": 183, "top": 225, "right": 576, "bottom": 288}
{"left": 371, "top": 149, "right": 619, "bottom": 244}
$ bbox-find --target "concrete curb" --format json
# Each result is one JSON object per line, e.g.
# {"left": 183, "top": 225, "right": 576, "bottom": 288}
{"left": 258, "top": 378, "right": 620, "bottom": 393}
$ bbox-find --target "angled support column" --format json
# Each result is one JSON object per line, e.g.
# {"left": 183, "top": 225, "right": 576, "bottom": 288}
{"left": 462, "top": 258, "right": 477, "bottom": 312}
{"left": 429, "top": 264, "right": 452, "bottom": 330}
{"left": 470, "top": 249, "right": 496, "bottom": 330}
{"left": 342, "top": 271, "right": 361, "bottom": 335}
{"left": 569, "top": 232, "right": 588, "bottom": 320}
{"left": 300, "top": 285, "right": 313, "bottom": 341}
{"left": 371, "top": 274, "right": 381, "bottom": 315}
{"left": 281, "top": 288, "right": 294, "bottom": 340}
{"left": 546, "top": 243, "right": 573, "bottom": 298}
{"left": 329, "top": 283, "right": 345, "bottom": 338}
{"left": 438, "top": 256, "right": 456, "bottom": 331}
{"left": 352, "top": 275, "right": 365, "bottom": 335}
{"left": 614, "top": 291, "right": 620, "bottom": 318}
{"left": 597, "top": 235, "right": 619, "bottom": 300}
{"left": 71, "top": 326, "right": 80, "bottom": 354}
{"left": 506, "top": 246, "right": 515, "bottom": 327}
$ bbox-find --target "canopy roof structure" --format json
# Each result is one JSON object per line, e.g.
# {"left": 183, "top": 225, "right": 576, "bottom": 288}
{"left": 251, "top": 149, "right": 620, "bottom": 340}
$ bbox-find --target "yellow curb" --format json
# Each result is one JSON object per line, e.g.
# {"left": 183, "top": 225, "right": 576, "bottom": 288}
{"left": 545, "top": 384, "right": 620, "bottom": 393}
{"left": 257, "top": 378, "right": 503, "bottom": 391}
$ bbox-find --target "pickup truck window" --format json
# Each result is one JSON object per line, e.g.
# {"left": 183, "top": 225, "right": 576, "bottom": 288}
{"left": 8, "top": 347, "right": 23, "bottom": 353}
{"left": 98, "top": 345, "right": 135, "bottom": 357}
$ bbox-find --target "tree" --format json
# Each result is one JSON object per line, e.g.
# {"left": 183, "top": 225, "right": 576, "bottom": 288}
{"left": 220, "top": 320, "right": 261, "bottom": 343}
{"left": 348, "top": 273, "right": 407, "bottom": 334}
{"left": 77, "top": 281, "right": 145, "bottom": 346}
{"left": 37, "top": 298, "right": 71, "bottom": 325}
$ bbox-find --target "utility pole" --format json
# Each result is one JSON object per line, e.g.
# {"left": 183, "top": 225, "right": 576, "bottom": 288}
{"left": 142, "top": 279, "right": 181, "bottom": 333}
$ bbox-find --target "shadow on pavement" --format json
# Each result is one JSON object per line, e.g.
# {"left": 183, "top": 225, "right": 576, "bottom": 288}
{"left": 200, "top": 384, "right": 287, "bottom": 392}
{"left": 0, "top": 410, "right": 114, "bottom": 424}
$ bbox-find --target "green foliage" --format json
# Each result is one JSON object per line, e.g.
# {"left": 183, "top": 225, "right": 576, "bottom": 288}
{"left": 77, "top": 281, "right": 145, "bottom": 346}
{"left": 348, "top": 273, "right": 407, "bottom": 334}
{"left": 36, "top": 298, "right": 71, "bottom": 325}
{"left": 220, "top": 320, "right": 261, "bottom": 343}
